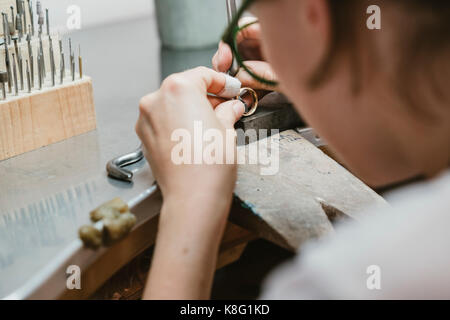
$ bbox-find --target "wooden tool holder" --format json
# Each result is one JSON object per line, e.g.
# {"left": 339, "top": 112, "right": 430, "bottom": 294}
{"left": 0, "top": 1, "right": 97, "bottom": 161}
{"left": 0, "top": 76, "right": 96, "bottom": 161}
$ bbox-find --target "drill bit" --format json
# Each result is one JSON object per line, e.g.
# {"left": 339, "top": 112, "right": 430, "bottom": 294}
{"left": 27, "top": 33, "right": 33, "bottom": 86}
{"left": 2, "top": 16, "right": 12, "bottom": 93}
{"left": 21, "top": 1, "right": 27, "bottom": 35}
{"left": 49, "top": 36, "right": 55, "bottom": 86}
{"left": 15, "top": 13, "right": 22, "bottom": 41}
{"left": 26, "top": 59, "right": 31, "bottom": 93}
{"left": 78, "top": 44, "right": 82, "bottom": 79}
{"left": 3, "top": 13, "right": 11, "bottom": 44}
{"left": 2, "top": 13, "right": 8, "bottom": 45}
{"left": 69, "top": 38, "right": 74, "bottom": 81}
{"left": 38, "top": 34, "right": 45, "bottom": 77}
{"left": 71, "top": 56, "right": 75, "bottom": 81}
{"left": 28, "top": 0, "right": 34, "bottom": 36}
{"left": 0, "top": 71, "right": 7, "bottom": 100}
{"left": 37, "top": 1, "right": 43, "bottom": 35}
{"left": 12, "top": 52, "right": 18, "bottom": 95}
{"left": 37, "top": 52, "right": 41, "bottom": 89}
{"left": 59, "top": 39, "right": 64, "bottom": 84}
{"left": 10, "top": 7, "right": 14, "bottom": 32}
{"left": 18, "top": 50, "right": 24, "bottom": 90}
{"left": 12, "top": 37, "right": 23, "bottom": 89}
{"left": 45, "top": 8, "right": 49, "bottom": 35}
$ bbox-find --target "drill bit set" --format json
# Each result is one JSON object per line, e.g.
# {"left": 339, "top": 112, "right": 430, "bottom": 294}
{"left": 0, "top": 1, "right": 96, "bottom": 161}
{"left": 0, "top": 0, "right": 83, "bottom": 100}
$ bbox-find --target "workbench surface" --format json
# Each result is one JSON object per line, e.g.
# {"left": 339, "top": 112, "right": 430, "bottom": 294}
{"left": 0, "top": 15, "right": 211, "bottom": 298}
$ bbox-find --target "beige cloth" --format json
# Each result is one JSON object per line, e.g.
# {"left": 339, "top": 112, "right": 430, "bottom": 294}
{"left": 261, "top": 170, "right": 450, "bottom": 299}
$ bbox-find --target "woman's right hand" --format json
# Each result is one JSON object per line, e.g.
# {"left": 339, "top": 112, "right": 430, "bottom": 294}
{"left": 212, "top": 17, "right": 279, "bottom": 91}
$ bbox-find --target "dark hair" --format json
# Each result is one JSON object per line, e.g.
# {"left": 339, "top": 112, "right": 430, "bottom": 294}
{"left": 310, "top": 0, "right": 450, "bottom": 117}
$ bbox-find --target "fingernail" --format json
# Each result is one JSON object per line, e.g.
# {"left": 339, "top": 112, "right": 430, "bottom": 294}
{"left": 233, "top": 100, "right": 245, "bottom": 118}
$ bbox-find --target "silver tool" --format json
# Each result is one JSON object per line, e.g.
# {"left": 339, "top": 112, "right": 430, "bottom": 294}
{"left": 13, "top": 38, "right": 23, "bottom": 89}
{"left": 106, "top": 145, "right": 145, "bottom": 182}
{"left": 37, "top": 1, "right": 43, "bottom": 35}
{"left": 2, "top": 13, "right": 10, "bottom": 45}
{"left": 295, "top": 128, "right": 327, "bottom": 148}
{"left": 28, "top": 0, "right": 34, "bottom": 36}
{"left": 69, "top": 38, "right": 74, "bottom": 81}
{"left": 18, "top": 50, "right": 23, "bottom": 90}
{"left": 59, "top": 39, "right": 64, "bottom": 84}
{"left": 45, "top": 8, "right": 49, "bottom": 35}
{"left": 225, "top": 0, "right": 239, "bottom": 77}
{"left": 38, "top": 34, "right": 45, "bottom": 77}
{"left": 10, "top": 6, "right": 14, "bottom": 32}
{"left": 26, "top": 59, "right": 31, "bottom": 93}
{"left": 2, "top": 15, "right": 12, "bottom": 93}
{"left": 21, "top": 1, "right": 27, "bottom": 35}
{"left": 15, "top": 13, "right": 22, "bottom": 41}
{"left": 12, "top": 52, "right": 18, "bottom": 95}
{"left": 26, "top": 33, "right": 33, "bottom": 86}
{"left": 49, "top": 35, "right": 55, "bottom": 86}
{"left": 37, "top": 52, "right": 41, "bottom": 89}
{"left": 0, "top": 71, "right": 8, "bottom": 99}
{"left": 71, "top": 57, "right": 75, "bottom": 81}
{"left": 78, "top": 44, "right": 82, "bottom": 79}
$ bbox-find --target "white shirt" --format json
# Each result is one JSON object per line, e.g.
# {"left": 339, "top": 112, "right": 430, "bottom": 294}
{"left": 261, "top": 170, "right": 450, "bottom": 299}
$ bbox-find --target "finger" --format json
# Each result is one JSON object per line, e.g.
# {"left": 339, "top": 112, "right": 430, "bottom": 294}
{"left": 213, "top": 41, "right": 233, "bottom": 73}
{"left": 236, "top": 61, "right": 279, "bottom": 91}
{"left": 208, "top": 95, "right": 226, "bottom": 108}
{"left": 215, "top": 100, "right": 245, "bottom": 129}
{"left": 179, "top": 67, "right": 239, "bottom": 97}
{"left": 236, "top": 17, "right": 261, "bottom": 43}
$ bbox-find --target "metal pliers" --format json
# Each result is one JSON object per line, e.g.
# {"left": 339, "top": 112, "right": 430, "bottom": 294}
{"left": 106, "top": 145, "right": 144, "bottom": 182}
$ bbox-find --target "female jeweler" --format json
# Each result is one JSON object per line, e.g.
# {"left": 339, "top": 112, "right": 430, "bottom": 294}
{"left": 135, "top": 0, "right": 450, "bottom": 299}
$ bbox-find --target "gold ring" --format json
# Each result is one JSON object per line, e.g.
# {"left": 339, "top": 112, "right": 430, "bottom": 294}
{"left": 237, "top": 88, "right": 259, "bottom": 117}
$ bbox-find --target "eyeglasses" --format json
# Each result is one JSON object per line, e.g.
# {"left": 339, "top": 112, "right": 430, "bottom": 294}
{"left": 222, "top": 0, "right": 278, "bottom": 87}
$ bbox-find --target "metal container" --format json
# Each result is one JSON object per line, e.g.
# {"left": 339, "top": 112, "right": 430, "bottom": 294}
{"left": 155, "top": 0, "right": 227, "bottom": 49}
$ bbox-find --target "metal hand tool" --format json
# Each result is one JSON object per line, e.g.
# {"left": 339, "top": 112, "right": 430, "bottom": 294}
{"left": 69, "top": 38, "right": 74, "bottom": 81}
{"left": 26, "top": 59, "right": 31, "bottom": 93}
{"left": 37, "top": 52, "right": 41, "bottom": 89}
{"left": 225, "top": 0, "right": 239, "bottom": 77}
{"left": 15, "top": 13, "right": 22, "bottom": 41}
{"left": 12, "top": 52, "right": 18, "bottom": 95}
{"left": 2, "top": 15, "right": 12, "bottom": 93}
{"left": 0, "top": 71, "right": 8, "bottom": 99}
{"left": 13, "top": 38, "right": 23, "bottom": 89}
{"left": 59, "top": 39, "right": 64, "bottom": 84}
{"left": 36, "top": 1, "right": 43, "bottom": 35}
{"left": 2, "top": 13, "right": 10, "bottom": 45}
{"left": 21, "top": 1, "right": 27, "bottom": 35}
{"left": 26, "top": 33, "right": 33, "bottom": 86}
{"left": 38, "top": 34, "right": 45, "bottom": 77}
{"left": 18, "top": 50, "right": 23, "bottom": 90}
{"left": 78, "top": 44, "right": 82, "bottom": 79}
{"left": 10, "top": 6, "right": 14, "bottom": 31}
{"left": 45, "top": 8, "right": 49, "bottom": 35}
{"left": 49, "top": 36, "right": 55, "bottom": 86}
{"left": 106, "top": 145, "right": 145, "bottom": 182}
{"left": 28, "top": 0, "right": 34, "bottom": 36}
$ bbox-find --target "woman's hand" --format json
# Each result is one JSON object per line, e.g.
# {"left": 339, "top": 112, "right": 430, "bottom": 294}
{"left": 137, "top": 67, "right": 246, "bottom": 300}
{"left": 136, "top": 66, "right": 245, "bottom": 205}
{"left": 212, "top": 17, "right": 278, "bottom": 91}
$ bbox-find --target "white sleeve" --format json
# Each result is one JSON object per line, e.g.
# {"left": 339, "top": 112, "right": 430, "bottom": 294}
{"left": 261, "top": 171, "right": 450, "bottom": 300}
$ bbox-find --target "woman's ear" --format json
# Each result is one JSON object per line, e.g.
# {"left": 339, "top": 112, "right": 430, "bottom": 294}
{"left": 300, "top": 0, "right": 331, "bottom": 60}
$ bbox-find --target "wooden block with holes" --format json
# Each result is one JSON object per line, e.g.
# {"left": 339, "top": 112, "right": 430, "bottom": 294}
{"left": 0, "top": 77, "right": 96, "bottom": 161}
